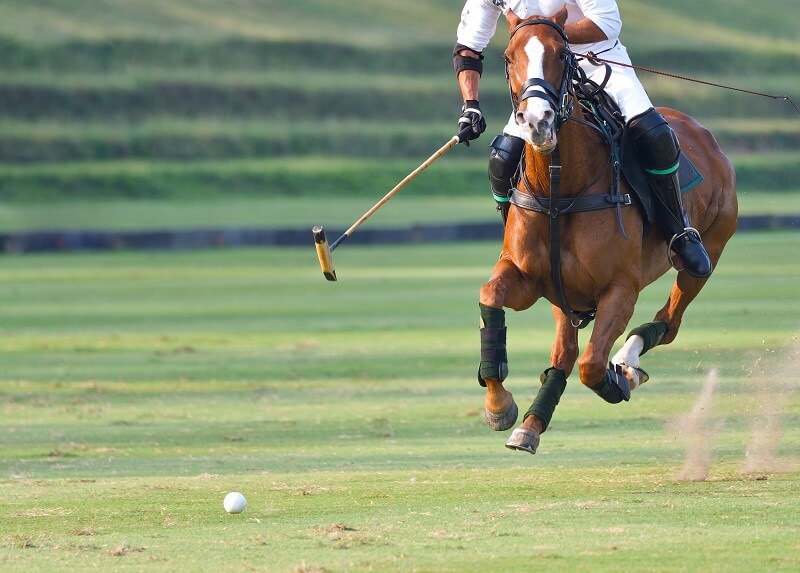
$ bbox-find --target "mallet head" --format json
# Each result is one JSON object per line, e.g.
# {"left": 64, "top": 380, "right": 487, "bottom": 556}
{"left": 312, "top": 226, "right": 337, "bottom": 281}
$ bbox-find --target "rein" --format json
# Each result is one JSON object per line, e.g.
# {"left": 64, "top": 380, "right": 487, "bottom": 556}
{"left": 574, "top": 52, "right": 800, "bottom": 117}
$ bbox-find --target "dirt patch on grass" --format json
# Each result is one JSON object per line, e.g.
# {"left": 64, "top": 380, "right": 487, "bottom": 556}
{"left": 109, "top": 543, "right": 146, "bottom": 557}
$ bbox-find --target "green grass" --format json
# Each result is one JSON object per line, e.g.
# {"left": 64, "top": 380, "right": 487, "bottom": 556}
{"left": 0, "top": 151, "right": 797, "bottom": 202}
{"left": 2, "top": 191, "right": 800, "bottom": 233}
{"left": 1, "top": 232, "right": 800, "bottom": 572}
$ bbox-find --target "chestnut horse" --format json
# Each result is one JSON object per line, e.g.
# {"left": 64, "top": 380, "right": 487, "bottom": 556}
{"left": 479, "top": 11, "right": 738, "bottom": 454}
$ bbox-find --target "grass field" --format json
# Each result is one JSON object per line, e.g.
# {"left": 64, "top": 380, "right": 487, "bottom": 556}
{"left": 2, "top": 232, "right": 799, "bottom": 572}
{"left": 1, "top": 2, "right": 799, "bottom": 570}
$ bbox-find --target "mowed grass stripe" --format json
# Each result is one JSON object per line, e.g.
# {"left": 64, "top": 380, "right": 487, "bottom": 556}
{"left": 4, "top": 188, "right": 800, "bottom": 233}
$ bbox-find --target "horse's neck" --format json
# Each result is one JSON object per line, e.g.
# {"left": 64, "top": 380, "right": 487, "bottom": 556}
{"left": 523, "top": 118, "right": 606, "bottom": 196}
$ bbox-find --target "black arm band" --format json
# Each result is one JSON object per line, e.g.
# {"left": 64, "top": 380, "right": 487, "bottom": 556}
{"left": 453, "top": 43, "right": 484, "bottom": 76}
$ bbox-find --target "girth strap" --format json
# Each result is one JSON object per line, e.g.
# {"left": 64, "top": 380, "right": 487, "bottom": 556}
{"left": 509, "top": 188, "right": 631, "bottom": 215}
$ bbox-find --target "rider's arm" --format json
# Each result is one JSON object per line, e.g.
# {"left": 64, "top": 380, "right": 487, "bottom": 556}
{"left": 570, "top": 0, "right": 622, "bottom": 43}
{"left": 454, "top": 0, "right": 502, "bottom": 102}
{"left": 564, "top": 18, "right": 608, "bottom": 44}
{"left": 456, "top": 0, "right": 502, "bottom": 53}
{"left": 457, "top": 64, "right": 481, "bottom": 102}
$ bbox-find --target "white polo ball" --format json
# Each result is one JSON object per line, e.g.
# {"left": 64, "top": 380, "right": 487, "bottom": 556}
{"left": 223, "top": 491, "right": 247, "bottom": 514}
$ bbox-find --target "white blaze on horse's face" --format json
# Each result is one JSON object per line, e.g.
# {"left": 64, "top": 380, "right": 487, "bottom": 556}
{"left": 516, "top": 36, "right": 557, "bottom": 153}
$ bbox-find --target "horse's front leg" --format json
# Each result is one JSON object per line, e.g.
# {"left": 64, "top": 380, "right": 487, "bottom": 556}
{"left": 505, "top": 305, "right": 577, "bottom": 454}
{"left": 479, "top": 257, "right": 538, "bottom": 431}
{"left": 579, "top": 286, "right": 639, "bottom": 403}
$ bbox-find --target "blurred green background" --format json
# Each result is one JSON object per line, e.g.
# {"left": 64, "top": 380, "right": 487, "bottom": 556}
{"left": 0, "top": 0, "right": 798, "bottom": 233}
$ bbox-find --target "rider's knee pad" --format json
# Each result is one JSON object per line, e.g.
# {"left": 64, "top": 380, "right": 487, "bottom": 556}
{"left": 626, "top": 108, "right": 680, "bottom": 171}
{"left": 488, "top": 134, "right": 525, "bottom": 181}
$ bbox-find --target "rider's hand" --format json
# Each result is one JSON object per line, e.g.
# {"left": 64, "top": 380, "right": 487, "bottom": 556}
{"left": 457, "top": 100, "right": 486, "bottom": 146}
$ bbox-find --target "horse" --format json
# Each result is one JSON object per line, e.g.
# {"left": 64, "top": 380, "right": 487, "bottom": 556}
{"left": 478, "top": 10, "right": 738, "bottom": 454}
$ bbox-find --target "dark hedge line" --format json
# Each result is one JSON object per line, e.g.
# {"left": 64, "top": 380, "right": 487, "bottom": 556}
{"left": 0, "top": 131, "right": 796, "bottom": 164}
{"left": 0, "top": 38, "right": 455, "bottom": 74}
{"left": 0, "top": 83, "right": 467, "bottom": 121}
{"left": 0, "top": 132, "right": 454, "bottom": 163}
{"left": 0, "top": 38, "right": 797, "bottom": 75}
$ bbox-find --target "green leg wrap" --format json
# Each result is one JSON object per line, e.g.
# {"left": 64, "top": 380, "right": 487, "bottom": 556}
{"left": 626, "top": 321, "right": 668, "bottom": 356}
{"left": 478, "top": 303, "right": 507, "bottom": 386}
{"left": 524, "top": 367, "right": 567, "bottom": 432}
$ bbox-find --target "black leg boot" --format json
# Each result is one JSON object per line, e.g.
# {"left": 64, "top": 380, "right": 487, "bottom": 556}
{"left": 488, "top": 134, "right": 525, "bottom": 226}
{"left": 627, "top": 108, "right": 713, "bottom": 278}
{"left": 647, "top": 169, "right": 713, "bottom": 278}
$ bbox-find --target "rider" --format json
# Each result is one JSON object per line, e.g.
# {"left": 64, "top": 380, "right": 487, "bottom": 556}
{"left": 454, "top": 0, "right": 713, "bottom": 278}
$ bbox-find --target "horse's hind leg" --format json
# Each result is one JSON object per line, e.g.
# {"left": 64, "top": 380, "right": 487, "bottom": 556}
{"left": 479, "top": 258, "right": 538, "bottom": 432}
{"left": 614, "top": 217, "right": 736, "bottom": 383}
{"left": 611, "top": 272, "right": 708, "bottom": 388}
{"left": 506, "top": 305, "right": 577, "bottom": 454}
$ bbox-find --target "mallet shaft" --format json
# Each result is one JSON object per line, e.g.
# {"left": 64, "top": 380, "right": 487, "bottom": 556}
{"left": 312, "top": 134, "right": 462, "bottom": 281}
{"left": 334, "top": 135, "right": 460, "bottom": 248}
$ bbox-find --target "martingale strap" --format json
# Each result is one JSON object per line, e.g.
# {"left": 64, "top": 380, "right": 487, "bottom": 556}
{"left": 510, "top": 144, "right": 632, "bottom": 328}
{"left": 540, "top": 147, "right": 597, "bottom": 329}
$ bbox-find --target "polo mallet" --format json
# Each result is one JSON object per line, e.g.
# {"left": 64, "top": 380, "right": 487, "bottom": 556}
{"left": 313, "top": 134, "right": 463, "bottom": 281}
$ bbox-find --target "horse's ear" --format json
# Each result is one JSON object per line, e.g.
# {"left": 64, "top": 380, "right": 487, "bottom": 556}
{"left": 551, "top": 5, "right": 568, "bottom": 27}
{"left": 506, "top": 9, "right": 523, "bottom": 31}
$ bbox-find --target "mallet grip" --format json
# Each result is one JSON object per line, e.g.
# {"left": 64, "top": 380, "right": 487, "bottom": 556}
{"left": 312, "top": 226, "right": 337, "bottom": 281}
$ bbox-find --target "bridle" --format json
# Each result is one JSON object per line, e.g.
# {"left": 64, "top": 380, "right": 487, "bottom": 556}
{"left": 505, "top": 19, "right": 578, "bottom": 130}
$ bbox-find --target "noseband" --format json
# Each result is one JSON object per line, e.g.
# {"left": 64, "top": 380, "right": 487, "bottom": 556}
{"left": 505, "top": 19, "right": 577, "bottom": 128}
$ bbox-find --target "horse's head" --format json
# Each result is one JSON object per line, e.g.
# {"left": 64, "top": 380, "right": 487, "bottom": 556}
{"left": 504, "top": 9, "right": 575, "bottom": 154}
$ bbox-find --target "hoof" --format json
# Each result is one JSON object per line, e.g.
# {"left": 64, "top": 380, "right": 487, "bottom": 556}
{"left": 505, "top": 427, "right": 540, "bottom": 455}
{"left": 484, "top": 399, "right": 518, "bottom": 431}
{"left": 614, "top": 362, "right": 650, "bottom": 391}
{"left": 628, "top": 365, "right": 650, "bottom": 389}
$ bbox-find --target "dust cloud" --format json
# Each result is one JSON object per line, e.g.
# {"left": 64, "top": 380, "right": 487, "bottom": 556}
{"left": 673, "top": 336, "right": 799, "bottom": 481}
{"left": 675, "top": 368, "right": 721, "bottom": 481}
{"left": 741, "top": 336, "right": 799, "bottom": 475}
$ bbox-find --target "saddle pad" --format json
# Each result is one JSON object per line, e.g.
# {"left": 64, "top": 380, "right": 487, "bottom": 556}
{"left": 678, "top": 153, "right": 703, "bottom": 193}
{"left": 621, "top": 147, "right": 704, "bottom": 225}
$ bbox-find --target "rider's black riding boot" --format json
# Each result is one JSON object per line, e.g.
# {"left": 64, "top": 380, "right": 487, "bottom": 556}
{"left": 488, "top": 134, "right": 525, "bottom": 226}
{"left": 647, "top": 170, "right": 713, "bottom": 277}
{"left": 627, "top": 109, "right": 713, "bottom": 278}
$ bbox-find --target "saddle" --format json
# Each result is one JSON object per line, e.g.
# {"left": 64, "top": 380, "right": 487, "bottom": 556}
{"left": 572, "top": 72, "right": 704, "bottom": 226}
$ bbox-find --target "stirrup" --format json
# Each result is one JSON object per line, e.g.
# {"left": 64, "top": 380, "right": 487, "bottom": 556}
{"left": 667, "top": 226, "right": 701, "bottom": 271}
